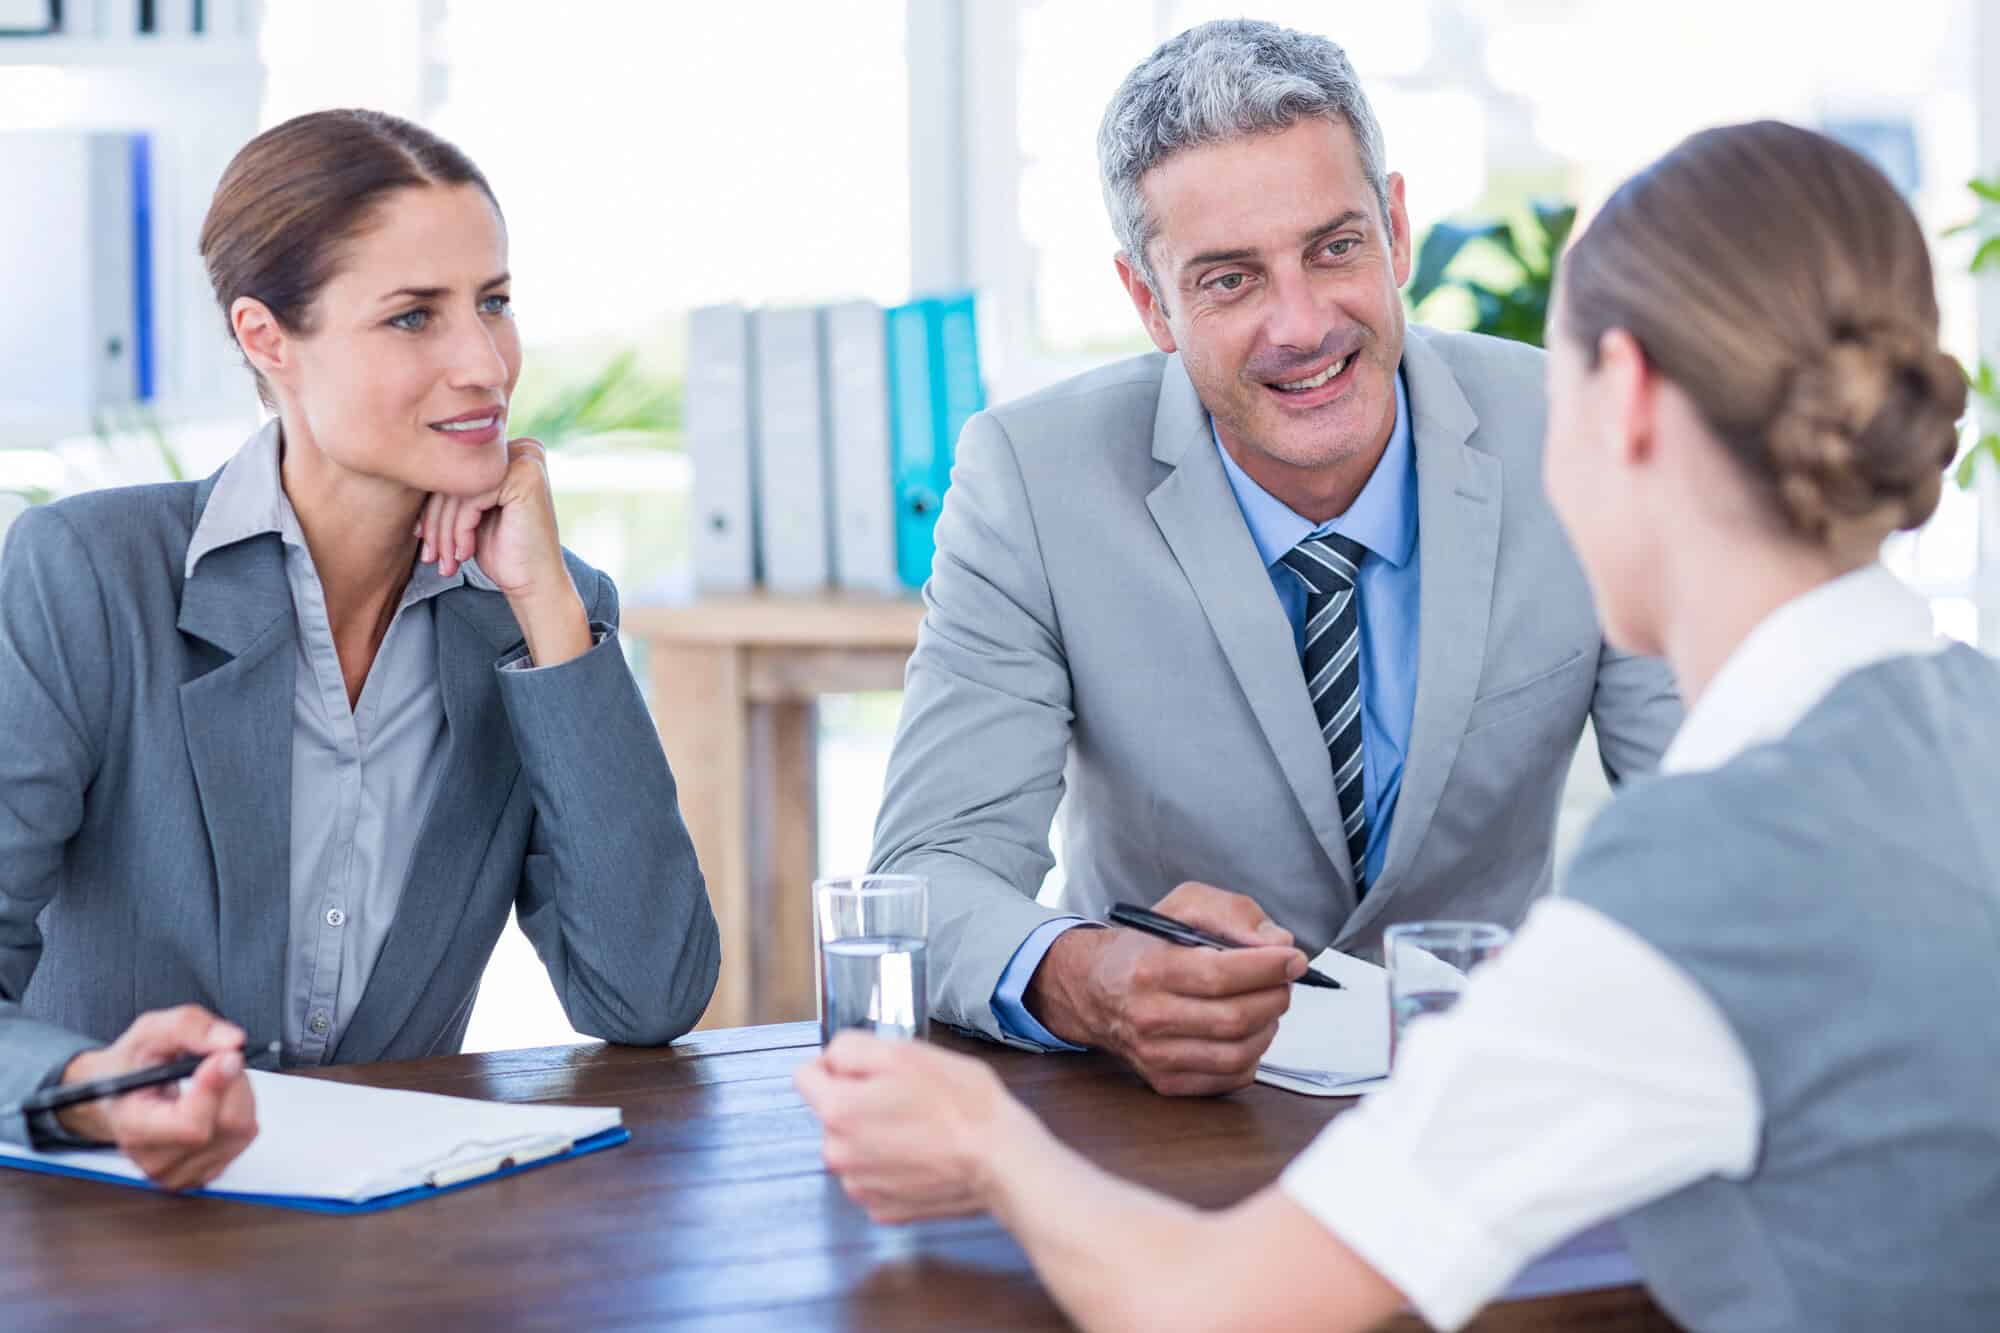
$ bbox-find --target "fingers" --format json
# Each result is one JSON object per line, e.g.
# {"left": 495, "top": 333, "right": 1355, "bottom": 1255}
{"left": 1122, "top": 982, "right": 1293, "bottom": 1044}
{"left": 1135, "top": 940, "right": 1306, "bottom": 1001}
{"left": 1156, "top": 881, "right": 1293, "bottom": 948}
{"left": 123, "top": 1005, "right": 243, "bottom": 1066}
{"left": 1138, "top": 1063, "right": 1265, "bottom": 1098}
{"left": 418, "top": 492, "right": 446, "bottom": 565}
{"left": 450, "top": 494, "right": 485, "bottom": 571}
{"left": 115, "top": 1048, "right": 254, "bottom": 1191}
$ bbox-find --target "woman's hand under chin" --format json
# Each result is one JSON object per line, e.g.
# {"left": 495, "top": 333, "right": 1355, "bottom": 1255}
{"left": 416, "top": 437, "right": 592, "bottom": 667}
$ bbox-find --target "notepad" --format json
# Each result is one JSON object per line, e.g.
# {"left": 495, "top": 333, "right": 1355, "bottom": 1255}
{"left": 1256, "top": 947, "right": 1394, "bottom": 1097}
{"left": 0, "top": 1070, "right": 626, "bottom": 1213}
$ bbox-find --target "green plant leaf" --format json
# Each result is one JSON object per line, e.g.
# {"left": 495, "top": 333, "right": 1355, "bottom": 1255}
{"left": 1974, "top": 235, "right": 2000, "bottom": 275}
{"left": 1526, "top": 199, "right": 1578, "bottom": 272}
{"left": 1969, "top": 175, "right": 2000, "bottom": 204}
{"left": 1406, "top": 220, "right": 1510, "bottom": 309}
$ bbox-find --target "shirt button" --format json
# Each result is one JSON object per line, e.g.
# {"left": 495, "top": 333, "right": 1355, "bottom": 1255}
{"left": 309, "top": 1011, "right": 330, "bottom": 1035}
{"left": 326, "top": 907, "right": 346, "bottom": 928}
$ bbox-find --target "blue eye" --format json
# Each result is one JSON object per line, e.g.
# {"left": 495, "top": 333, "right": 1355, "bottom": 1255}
{"left": 480, "top": 294, "right": 513, "bottom": 317}
{"left": 388, "top": 308, "right": 430, "bottom": 331}
{"left": 1210, "top": 273, "right": 1248, "bottom": 293}
{"left": 1322, "top": 239, "right": 1358, "bottom": 259}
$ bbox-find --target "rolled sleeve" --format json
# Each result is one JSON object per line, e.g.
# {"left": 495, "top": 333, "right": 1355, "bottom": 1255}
{"left": 1277, "top": 899, "right": 1760, "bottom": 1331}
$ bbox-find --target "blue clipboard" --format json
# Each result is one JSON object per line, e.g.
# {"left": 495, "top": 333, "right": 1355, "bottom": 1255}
{"left": 0, "top": 1125, "right": 629, "bottom": 1215}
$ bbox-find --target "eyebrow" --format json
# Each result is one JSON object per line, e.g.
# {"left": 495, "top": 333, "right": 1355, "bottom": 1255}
{"left": 1179, "top": 212, "right": 1369, "bottom": 279}
{"left": 379, "top": 273, "right": 512, "bottom": 304}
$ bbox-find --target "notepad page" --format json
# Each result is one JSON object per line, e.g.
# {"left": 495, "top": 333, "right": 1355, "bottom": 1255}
{"left": 0, "top": 1071, "right": 621, "bottom": 1203}
{"left": 1256, "top": 948, "right": 1392, "bottom": 1096}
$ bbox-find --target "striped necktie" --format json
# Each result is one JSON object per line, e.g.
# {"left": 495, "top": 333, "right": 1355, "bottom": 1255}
{"left": 1278, "top": 533, "right": 1371, "bottom": 889}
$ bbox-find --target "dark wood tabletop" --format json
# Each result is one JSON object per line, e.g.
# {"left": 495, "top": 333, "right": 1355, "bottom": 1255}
{"left": 0, "top": 1023, "right": 1682, "bottom": 1331}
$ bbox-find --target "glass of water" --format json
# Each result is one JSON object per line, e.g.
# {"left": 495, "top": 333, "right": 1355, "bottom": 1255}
{"left": 1385, "top": 921, "right": 1509, "bottom": 1069}
{"left": 812, "top": 874, "right": 929, "bottom": 1044}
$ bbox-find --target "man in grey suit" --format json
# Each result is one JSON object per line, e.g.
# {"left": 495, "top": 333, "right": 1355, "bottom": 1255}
{"left": 869, "top": 20, "right": 1679, "bottom": 1094}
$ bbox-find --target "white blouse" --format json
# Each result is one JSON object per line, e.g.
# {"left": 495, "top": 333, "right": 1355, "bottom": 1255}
{"left": 1279, "top": 564, "right": 1946, "bottom": 1330}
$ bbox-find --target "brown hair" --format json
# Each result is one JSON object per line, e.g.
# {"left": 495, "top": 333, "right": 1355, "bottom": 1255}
{"left": 1560, "top": 120, "right": 1966, "bottom": 550}
{"left": 197, "top": 108, "right": 501, "bottom": 406}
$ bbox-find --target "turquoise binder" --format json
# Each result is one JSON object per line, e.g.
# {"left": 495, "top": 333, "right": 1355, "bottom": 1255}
{"left": 886, "top": 293, "right": 985, "bottom": 590}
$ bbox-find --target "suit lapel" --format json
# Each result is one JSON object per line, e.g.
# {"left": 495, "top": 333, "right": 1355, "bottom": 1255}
{"left": 1348, "top": 331, "right": 1501, "bottom": 936}
{"left": 1145, "top": 356, "right": 1359, "bottom": 901}
{"left": 332, "top": 588, "right": 523, "bottom": 1060}
{"left": 177, "top": 525, "right": 296, "bottom": 1048}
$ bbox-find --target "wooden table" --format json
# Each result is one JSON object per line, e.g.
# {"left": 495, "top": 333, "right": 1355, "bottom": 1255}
{"left": 0, "top": 1025, "right": 1680, "bottom": 1331}
{"left": 624, "top": 595, "right": 926, "bottom": 1031}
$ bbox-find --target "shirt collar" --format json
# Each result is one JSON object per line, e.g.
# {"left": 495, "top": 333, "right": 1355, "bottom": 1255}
{"left": 1661, "top": 563, "right": 1946, "bottom": 775}
{"left": 1212, "top": 369, "right": 1417, "bottom": 571}
{"left": 185, "top": 419, "right": 496, "bottom": 602}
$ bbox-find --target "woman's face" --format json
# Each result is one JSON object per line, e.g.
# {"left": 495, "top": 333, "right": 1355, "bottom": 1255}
{"left": 1542, "top": 294, "right": 1662, "bottom": 656}
{"left": 274, "top": 183, "right": 520, "bottom": 499}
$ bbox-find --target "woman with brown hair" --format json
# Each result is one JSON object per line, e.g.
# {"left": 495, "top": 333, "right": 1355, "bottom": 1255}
{"left": 0, "top": 110, "right": 719, "bottom": 1187}
{"left": 798, "top": 120, "right": 2000, "bottom": 1331}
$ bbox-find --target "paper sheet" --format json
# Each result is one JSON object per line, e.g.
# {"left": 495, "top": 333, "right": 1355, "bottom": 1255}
{"left": 0, "top": 1070, "right": 621, "bottom": 1203}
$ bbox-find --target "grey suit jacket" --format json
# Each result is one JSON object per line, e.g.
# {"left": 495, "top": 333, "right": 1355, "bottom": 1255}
{"left": 0, "top": 474, "right": 721, "bottom": 1141}
{"left": 871, "top": 327, "right": 1682, "bottom": 1042}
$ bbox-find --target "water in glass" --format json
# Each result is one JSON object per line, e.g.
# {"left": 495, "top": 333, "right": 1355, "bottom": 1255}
{"left": 819, "top": 935, "right": 928, "bottom": 1042}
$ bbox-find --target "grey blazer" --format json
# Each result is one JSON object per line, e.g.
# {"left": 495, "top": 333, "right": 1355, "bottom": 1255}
{"left": 0, "top": 474, "right": 720, "bottom": 1138}
{"left": 872, "top": 327, "right": 1682, "bottom": 1041}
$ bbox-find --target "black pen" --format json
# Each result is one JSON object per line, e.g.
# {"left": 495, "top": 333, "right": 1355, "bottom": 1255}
{"left": 1108, "top": 903, "right": 1343, "bottom": 989}
{"left": 4, "top": 1040, "right": 282, "bottom": 1120}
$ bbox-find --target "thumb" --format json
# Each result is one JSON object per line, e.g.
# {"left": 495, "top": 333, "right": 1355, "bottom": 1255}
{"left": 185, "top": 1049, "right": 242, "bottom": 1112}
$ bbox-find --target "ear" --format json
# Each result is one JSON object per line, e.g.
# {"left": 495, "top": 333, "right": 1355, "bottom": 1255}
{"left": 1385, "top": 173, "right": 1412, "bottom": 288}
{"left": 229, "top": 297, "right": 291, "bottom": 387}
{"left": 1596, "top": 328, "right": 1658, "bottom": 467}
{"left": 1114, "top": 251, "right": 1177, "bottom": 355}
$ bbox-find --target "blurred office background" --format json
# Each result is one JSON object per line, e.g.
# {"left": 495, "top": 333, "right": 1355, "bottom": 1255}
{"left": 3, "top": 0, "right": 1996, "bottom": 1047}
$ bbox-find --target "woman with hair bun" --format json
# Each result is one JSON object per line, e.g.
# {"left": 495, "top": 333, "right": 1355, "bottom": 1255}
{"left": 0, "top": 110, "right": 719, "bottom": 1187}
{"left": 797, "top": 120, "right": 1999, "bottom": 1333}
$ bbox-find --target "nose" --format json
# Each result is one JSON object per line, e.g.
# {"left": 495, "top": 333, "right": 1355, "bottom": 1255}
{"left": 445, "top": 309, "right": 509, "bottom": 393}
{"left": 1262, "top": 267, "right": 1330, "bottom": 356}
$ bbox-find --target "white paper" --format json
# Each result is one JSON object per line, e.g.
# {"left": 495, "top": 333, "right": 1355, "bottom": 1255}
{"left": 0, "top": 1070, "right": 621, "bottom": 1202}
{"left": 1255, "top": 947, "right": 1392, "bottom": 1097}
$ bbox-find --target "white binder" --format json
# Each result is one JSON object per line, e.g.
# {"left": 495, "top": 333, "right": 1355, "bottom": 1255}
{"left": 684, "top": 304, "right": 759, "bottom": 592}
{"left": 0, "top": 130, "right": 143, "bottom": 435}
{"left": 752, "top": 307, "right": 835, "bottom": 593}
{"left": 823, "top": 301, "right": 899, "bottom": 595}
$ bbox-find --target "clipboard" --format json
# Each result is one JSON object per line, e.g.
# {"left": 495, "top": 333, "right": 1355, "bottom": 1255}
{"left": 0, "top": 1070, "right": 628, "bottom": 1214}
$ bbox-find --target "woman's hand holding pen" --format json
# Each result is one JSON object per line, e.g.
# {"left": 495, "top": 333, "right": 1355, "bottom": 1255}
{"left": 415, "top": 436, "right": 591, "bottom": 668}
{"left": 54, "top": 1005, "right": 258, "bottom": 1191}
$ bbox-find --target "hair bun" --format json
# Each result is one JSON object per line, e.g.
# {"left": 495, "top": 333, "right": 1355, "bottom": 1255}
{"left": 1766, "top": 317, "right": 1967, "bottom": 541}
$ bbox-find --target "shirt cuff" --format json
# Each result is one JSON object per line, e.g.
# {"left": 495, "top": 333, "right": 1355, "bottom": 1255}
{"left": 24, "top": 1049, "right": 111, "bottom": 1151}
{"left": 990, "top": 918, "right": 1092, "bottom": 1051}
{"left": 498, "top": 624, "right": 613, "bottom": 672}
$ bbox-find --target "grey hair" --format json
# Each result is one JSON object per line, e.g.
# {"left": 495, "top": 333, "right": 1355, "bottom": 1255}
{"left": 1097, "top": 19, "right": 1390, "bottom": 293}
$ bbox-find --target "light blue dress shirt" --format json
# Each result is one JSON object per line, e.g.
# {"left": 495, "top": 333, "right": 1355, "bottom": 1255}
{"left": 991, "top": 373, "right": 1422, "bottom": 1047}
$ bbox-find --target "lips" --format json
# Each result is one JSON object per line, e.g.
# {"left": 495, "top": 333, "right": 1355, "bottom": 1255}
{"left": 1258, "top": 348, "right": 1361, "bottom": 408}
{"left": 1271, "top": 353, "right": 1354, "bottom": 393}
{"left": 428, "top": 408, "right": 505, "bottom": 446}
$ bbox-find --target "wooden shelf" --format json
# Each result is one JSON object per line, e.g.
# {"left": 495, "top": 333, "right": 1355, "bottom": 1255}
{"left": 0, "top": 35, "right": 259, "bottom": 69}
{"left": 624, "top": 591, "right": 925, "bottom": 649}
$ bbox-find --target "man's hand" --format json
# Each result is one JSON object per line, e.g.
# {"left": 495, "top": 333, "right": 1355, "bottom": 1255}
{"left": 54, "top": 1005, "right": 259, "bottom": 1191}
{"left": 1025, "top": 881, "right": 1306, "bottom": 1095}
